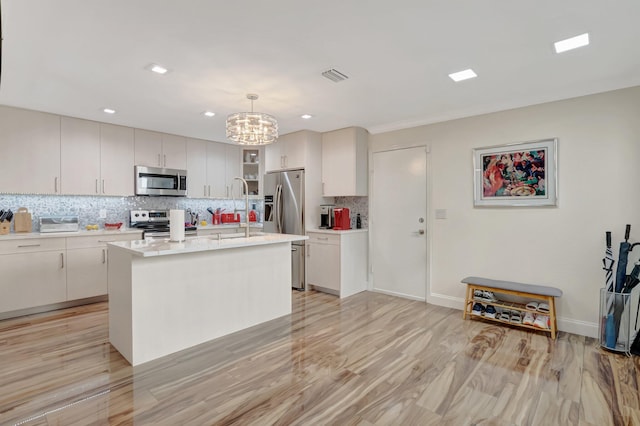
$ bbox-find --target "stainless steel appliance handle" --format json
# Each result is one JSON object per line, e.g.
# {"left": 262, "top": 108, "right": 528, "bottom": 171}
{"left": 276, "top": 184, "right": 284, "bottom": 233}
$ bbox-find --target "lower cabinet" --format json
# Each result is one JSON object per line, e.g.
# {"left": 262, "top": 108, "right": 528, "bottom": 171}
{"left": 0, "top": 238, "right": 67, "bottom": 313}
{"left": 306, "top": 230, "right": 368, "bottom": 298}
{"left": 67, "top": 234, "right": 140, "bottom": 300}
{"left": 0, "top": 232, "right": 142, "bottom": 316}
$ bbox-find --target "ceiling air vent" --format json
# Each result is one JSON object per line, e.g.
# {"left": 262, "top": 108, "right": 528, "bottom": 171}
{"left": 322, "top": 68, "right": 349, "bottom": 83}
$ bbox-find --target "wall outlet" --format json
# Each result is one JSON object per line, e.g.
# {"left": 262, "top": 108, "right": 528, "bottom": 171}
{"left": 99, "top": 209, "right": 107, "bottom": 219}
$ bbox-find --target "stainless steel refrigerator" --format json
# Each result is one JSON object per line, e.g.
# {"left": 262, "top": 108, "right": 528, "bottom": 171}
{"left": 264, "top": 169, "right": 305, "bottom": 290}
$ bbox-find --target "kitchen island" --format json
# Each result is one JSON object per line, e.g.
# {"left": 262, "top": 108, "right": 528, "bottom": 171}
{"left": 107, "top": 233, "right": 307, "bottom": 366}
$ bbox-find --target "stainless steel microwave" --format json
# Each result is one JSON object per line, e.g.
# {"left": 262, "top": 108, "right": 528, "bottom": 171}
{"left": 135, "top": 165, "right": 187, "bottom": 196}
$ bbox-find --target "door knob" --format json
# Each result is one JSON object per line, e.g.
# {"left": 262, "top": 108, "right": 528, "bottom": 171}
{"left": 418, "top": 229, "right": 425, "bottom": 235}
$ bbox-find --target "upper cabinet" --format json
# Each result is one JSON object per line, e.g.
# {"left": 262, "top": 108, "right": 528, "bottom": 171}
{"left": 226, "top": 144, "right": 242, "bottom": 198}
{"left": 134, "top": 129, "right": 187, "bottom": 170}
{"left": 186, "top": 139, "right": 243, "bottom": 199}
{"left": 321, "top": 127, "right": 368, "bottom": 196}
{"left": 60, "top": 117, "right": 101, "bottom": 195}
{"left": 100, "top": 123, "right": 135, "bottom": 196}
{"left": 0, "top": 106, "right": 61, "bottom": 194}
{"left": 60, "top": 117, "right": 135, "bottom": 196}
{"left": 265, "top": 131, "right": 307, "bottom": 172}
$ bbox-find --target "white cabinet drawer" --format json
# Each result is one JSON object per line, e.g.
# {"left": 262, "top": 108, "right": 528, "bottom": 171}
{"left": 307, "top": 232, "right": 340, "bottom": 245}
{"left": 66, "top": 233, "right": 141, "bottom": 249}
{"left": 0, "top": 238, "right": 66, "bottom": 255}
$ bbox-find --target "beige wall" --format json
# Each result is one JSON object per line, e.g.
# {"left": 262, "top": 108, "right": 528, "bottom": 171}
{"left": 370, "top": 85, "right": 640, "bottom": 337}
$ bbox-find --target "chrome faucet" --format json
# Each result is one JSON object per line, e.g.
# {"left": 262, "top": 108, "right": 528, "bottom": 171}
{"left": 233, "top": 177, "right": 250, "bottom": 238}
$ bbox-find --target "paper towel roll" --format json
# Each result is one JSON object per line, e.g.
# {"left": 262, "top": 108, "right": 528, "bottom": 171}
{"left": 170, "top": 209, "right": 185, "bottom": 242}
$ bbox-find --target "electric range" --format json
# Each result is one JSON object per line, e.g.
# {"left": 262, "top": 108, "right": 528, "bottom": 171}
{"left": 129, "top": 210, "right": 197, "bottom": 239}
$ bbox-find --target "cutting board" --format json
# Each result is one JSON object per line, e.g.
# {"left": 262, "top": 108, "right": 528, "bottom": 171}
{"left": 14, "top": 207, "right": 32, "bottom": 233}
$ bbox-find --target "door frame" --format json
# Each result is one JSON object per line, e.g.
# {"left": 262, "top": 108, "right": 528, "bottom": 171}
{"left": 368, "top": 143, "right": 431, "bottom": 301}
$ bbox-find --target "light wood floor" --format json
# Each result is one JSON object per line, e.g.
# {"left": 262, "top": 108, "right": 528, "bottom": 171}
{"left": 0, "top": 290, "right": 638, "bottom": 425}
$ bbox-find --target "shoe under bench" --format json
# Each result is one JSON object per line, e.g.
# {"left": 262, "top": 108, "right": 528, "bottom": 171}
{"left": 461, "top": 276, "right": 563, "bottom": 339}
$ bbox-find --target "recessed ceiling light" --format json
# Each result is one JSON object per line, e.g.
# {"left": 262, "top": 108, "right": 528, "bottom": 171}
{"left": 145, "top": 63, "right": 169, "bottom": 74}
{"left": 448, "top": 69, "right": 477, "bottom": 82}
{"left": 103, "top": 108, "right": 116, "bottom": 114}
{"left": 301, "top": 114, "right": 313, "bottom": 119}
{"left": 203, "top": 111, "right": 215, "bottom": 117}
{"left": 554, "top": 33, "right": 590, "bottom": 53}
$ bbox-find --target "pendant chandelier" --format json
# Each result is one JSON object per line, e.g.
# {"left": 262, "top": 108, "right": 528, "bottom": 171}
{"left": 226, "top": 94, "right": 278, "bottom": 145}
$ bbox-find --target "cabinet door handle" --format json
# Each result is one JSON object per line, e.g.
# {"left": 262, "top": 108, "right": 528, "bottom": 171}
{"left": 317, "top": 237, "right": 329, "bottom": 241}
{"left": 102, "top": 249, "right": 106, "bottom": 264}
{"left": 322, "top": 182, "right": 325, "bottom": 195}
{"left": 60, "top": 253, "right": 64, "bottom": 269}
{"left": 208, "top": 185, "right": 211, "bottom": 197}
{"left": 157, "top": 154, "right": 162, "bottom": 166}
{"left": 204, "top": 185, "right": 207, "bottom": 197}
{"left": 54, "top": 176, "right": 58, "bottom": 193}
{"left": 164, "top": 154, "right": 167, "bottom": 167}
{"left": 18, "top": 243, "right": 41, "bottom": 248}
{"left": 307, "top": 245, "right": 310, "bottom": 256}
{"left": 95, "top": 179, "right": 99, "bottom": 194}
{"left": 102, "top": 179, "right": 105, "bottom": 194}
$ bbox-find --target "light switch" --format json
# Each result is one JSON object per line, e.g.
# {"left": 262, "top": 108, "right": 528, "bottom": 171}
{"left": 435, "top": 209, "right": 447, "bottom": 219}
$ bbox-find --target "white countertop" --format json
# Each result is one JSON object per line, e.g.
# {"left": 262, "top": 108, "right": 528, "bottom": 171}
{"left": 307, "top": 228, "right": 368, "bottom": 235}
{"left": 0, "top": 228, "right": 142, "bottom": 241}
{"left": 108, "top": 232, "right": 307, "bottom": 257}
{"left": 197, "top": 223, "right": 263, "bottom": 231}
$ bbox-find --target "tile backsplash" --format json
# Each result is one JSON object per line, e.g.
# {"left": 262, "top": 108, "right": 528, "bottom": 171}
{"left": 0, "top": 195, "right": 263, "bottom": 231}
{"left": 334, "top": 196, "right": 368, "bottom": 229}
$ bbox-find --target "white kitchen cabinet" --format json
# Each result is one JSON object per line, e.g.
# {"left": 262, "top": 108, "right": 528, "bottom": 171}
{"left": 134, "top": 129, "right": 187, "bottom": 169}
{"left": 264, "top": 131, "right": 308, "bottom": 171}
{"left": 66, "top": 233, "right": 140, "bottom": 300}
{"left": 186, "top": 138, "right": 209, "bottom": 198}
{"left": 0, "top": 106, "right": 61, "bottom": 194}
{"left": 60, "top": 117, "right": 101, "bottom": 195}
{"left": 100, "top": 123, "right": 135, "bottom": 196}
{"left": 0, "top": 238, "right": 67, "bottom": 313}
{"left": 61, "top": 118, "right": 135, "bottom": 196}
{"left": 321, "top": 127, "right": 368, "bottom": 196}
{"left": 307, "top": 235, "right": 341, "bottom": 292}
{"left": 226, "top": 144, "right": 242, "bottom": 198}
{"left": 186, "top": 139, "right": 239, "bottom": 199}
{"left": 162, "top": 133, "right": 188, "bottom": 169}
{"left": 306, "top": 230, "right": 368, "bottom": 298}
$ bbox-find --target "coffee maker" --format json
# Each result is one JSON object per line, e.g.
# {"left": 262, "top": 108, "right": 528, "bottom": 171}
{"left": 333, "top": 207, "right": 351, "bottom": 230}
{"left": 320, "top": 204, "right": 335, "bottom": 229}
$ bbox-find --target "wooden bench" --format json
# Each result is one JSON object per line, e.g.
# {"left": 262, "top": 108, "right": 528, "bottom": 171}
{"left": 461, "top": 276, "right": 563, "bottom": 339}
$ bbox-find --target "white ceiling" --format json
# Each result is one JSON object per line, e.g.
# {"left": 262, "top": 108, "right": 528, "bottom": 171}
{"left": 1, "top": 1, "right": 639, "bottom": 143}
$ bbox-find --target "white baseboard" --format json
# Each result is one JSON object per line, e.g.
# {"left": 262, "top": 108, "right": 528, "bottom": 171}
{"left": 427, "top": 292, "right": 599, "bottom": 338}
{"left": 371, "top": 288, "right": 425, "bottom": 302}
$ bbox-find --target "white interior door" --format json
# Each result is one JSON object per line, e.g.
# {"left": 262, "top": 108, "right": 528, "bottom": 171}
{"left": 371, "top": 146, "right": 427, "bottom": 300}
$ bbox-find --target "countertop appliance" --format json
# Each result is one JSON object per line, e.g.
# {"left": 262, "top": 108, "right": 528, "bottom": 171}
{"left": 39, "top": 215, "right": 79, "bottom": 233}
{"left": 319, "top": 204, "right": 335, "bottom": 229}
{"left": 135, "top": 165, "right": 187, "bottom": 197}
{"left": 333, "top": 207, "right": 351, "bottom": 230}
{"left": 264, "top": 169, "right": 305, "bottom": 290}
{"left": 129, "top": 209, "right": 197, "bottom": 239}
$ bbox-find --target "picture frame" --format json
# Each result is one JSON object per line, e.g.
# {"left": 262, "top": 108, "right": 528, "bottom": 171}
{"left": 473, "top": 138, "right": 558, "bottom": 207}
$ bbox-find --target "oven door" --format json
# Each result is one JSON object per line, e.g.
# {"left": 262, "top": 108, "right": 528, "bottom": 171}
{"left": 135, "top": 165, "right": 187, "bottom": 196}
